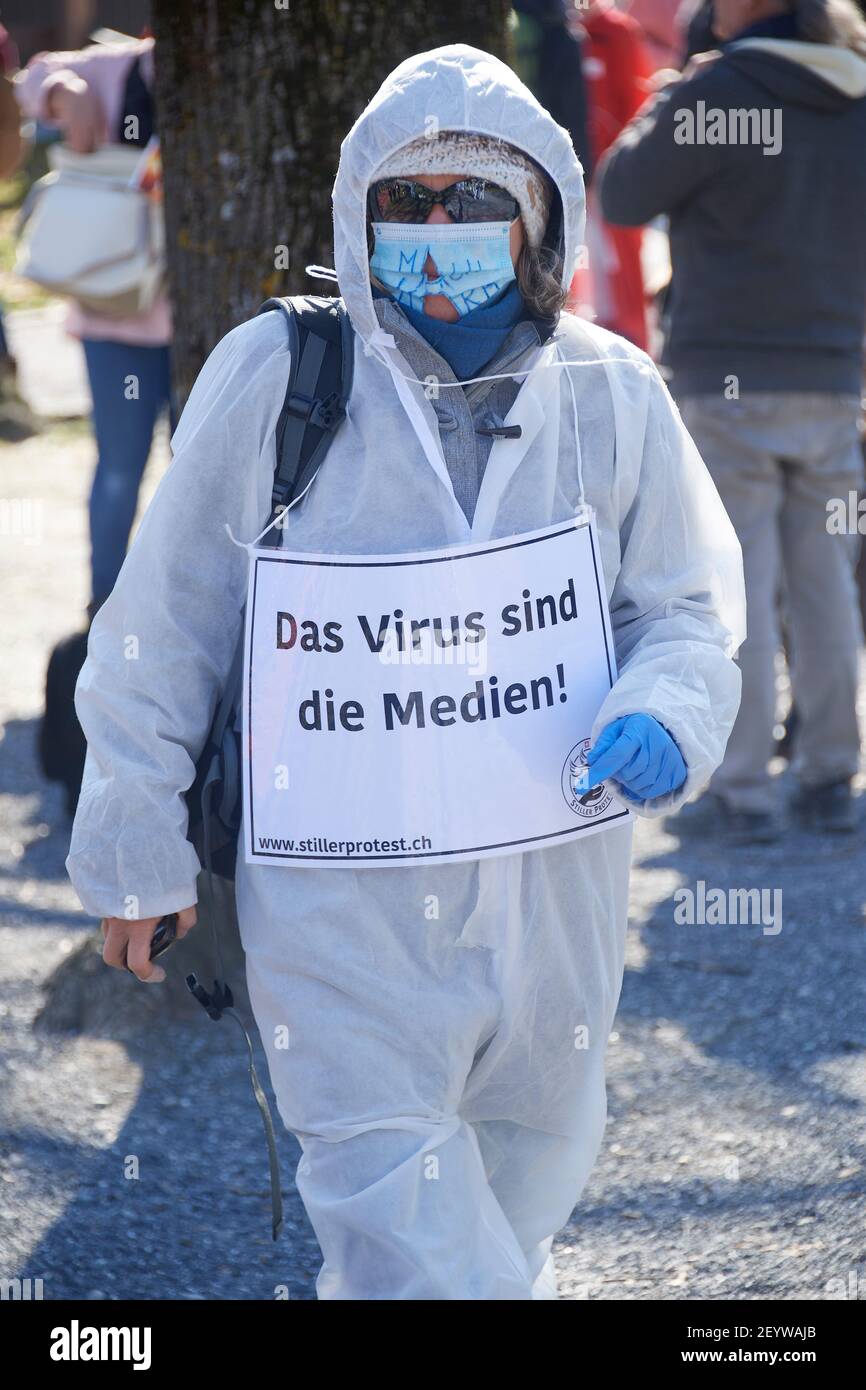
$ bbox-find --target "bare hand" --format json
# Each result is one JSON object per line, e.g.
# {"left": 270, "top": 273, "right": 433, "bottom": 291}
{"left": 46, "top": 75, "right": 107, "bottom": 154}
{"left": 680, "top": 50, "right": 722, "bottom": 83}
{"left": 101, "top": 907, "right": 197, "bottom": 984}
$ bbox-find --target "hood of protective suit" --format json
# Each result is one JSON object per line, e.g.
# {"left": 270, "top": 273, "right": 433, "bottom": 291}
{"left": 331, "top": 45, "right": 586, "bottom": 344}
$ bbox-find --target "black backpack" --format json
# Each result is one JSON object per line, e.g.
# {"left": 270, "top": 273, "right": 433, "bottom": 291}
{"left": 186, "top": 293, "right": 354, "bottom": 884}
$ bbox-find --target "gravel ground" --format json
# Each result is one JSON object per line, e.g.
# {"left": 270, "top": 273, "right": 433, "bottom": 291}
{"left": 1, "top": 325, "right": 864, "bottom": 1300}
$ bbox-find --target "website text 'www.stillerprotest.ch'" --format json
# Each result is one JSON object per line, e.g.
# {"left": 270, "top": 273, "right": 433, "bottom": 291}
{"left": 256, "top": 834, "right": 434, "bottom": 856}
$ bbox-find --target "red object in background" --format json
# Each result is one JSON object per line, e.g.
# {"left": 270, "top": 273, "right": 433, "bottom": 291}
{"left": 584, "top": 0, "right": 655, "bottom": 156}
{"left": 623, "top": 0, "right": 685, "bottom": 73}
{"left": 578, "top": 0, "right": 655, "bottom": 351}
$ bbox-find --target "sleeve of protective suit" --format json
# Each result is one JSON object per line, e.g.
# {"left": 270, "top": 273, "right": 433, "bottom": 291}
{"left": 66, "top": 313, "right": 290, "bottom": 919}
{"left": 590, "top": 364, "right": 745, "bottom": 818}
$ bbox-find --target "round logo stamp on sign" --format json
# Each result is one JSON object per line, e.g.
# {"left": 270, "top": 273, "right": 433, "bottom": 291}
{"left": 562, "top": 737, "right": 614, "bottom": 819}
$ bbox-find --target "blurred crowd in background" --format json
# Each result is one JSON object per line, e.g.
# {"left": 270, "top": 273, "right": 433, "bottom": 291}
{"left": 2, "top": 0, "right": 865, "bottom": 841}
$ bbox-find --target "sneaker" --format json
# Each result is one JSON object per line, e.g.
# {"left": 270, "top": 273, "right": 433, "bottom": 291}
{"left": 791, "top": 779, "right": 856, "bottom": 834}
{"left": 671, "top": 792, "right": 782, "bottom": 846}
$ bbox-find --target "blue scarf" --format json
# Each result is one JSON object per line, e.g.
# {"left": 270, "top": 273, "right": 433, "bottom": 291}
{"left": 374, "top": 281, "right": 527, "bottom": 381}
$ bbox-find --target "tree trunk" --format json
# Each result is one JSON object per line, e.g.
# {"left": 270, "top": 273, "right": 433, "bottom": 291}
{"left": 152, "top": 0, "right": 511, "bottom": 407}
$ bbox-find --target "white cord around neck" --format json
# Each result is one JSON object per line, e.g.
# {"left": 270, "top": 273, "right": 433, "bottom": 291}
{"left": 559, "top": 341, "right": 586, "bottom": 509}
{"left": 224, "top": 467, "right": 321, "bottom": 552}
{"left": 362, "top": 326, "right": 649, "bottom": 392}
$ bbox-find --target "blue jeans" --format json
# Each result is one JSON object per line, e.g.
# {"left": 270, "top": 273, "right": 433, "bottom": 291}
{"left": 82, "top": 337, "right": 173, "bottom": 604}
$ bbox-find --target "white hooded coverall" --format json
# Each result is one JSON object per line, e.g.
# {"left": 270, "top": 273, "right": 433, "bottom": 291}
{"left": 67, "top": 46, "right": 745, "bottom": 1299}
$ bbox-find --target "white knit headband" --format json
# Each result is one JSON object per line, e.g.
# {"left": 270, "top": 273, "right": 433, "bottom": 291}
{"left": 373, "top": 132, "right": 552, "bottom": 247}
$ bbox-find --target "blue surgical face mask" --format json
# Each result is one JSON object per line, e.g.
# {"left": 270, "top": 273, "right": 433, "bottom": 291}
{"left": 370, "top": 220, "right": 516, "bottom": 317}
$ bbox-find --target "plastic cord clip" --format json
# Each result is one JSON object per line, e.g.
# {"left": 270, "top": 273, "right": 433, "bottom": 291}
{"left": 312, "top": 390, "right": 344, "bottom": 430}
{"left": 186, "top": 973, "right": 234, "bottom": 1021}
{"left": 476, "top": 423, "right": 523, "bottom": 439}
{"left": 285, "top": 389, "right": 344, "bottom": 432}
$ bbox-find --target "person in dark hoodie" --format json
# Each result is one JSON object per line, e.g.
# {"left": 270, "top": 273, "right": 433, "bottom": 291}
{"left": 597, "top": 0, "right": 866, "bottom": 842}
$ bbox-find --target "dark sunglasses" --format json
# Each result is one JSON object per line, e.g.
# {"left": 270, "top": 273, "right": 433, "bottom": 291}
{"left": 369, "top": 177, "right": 520, "bottom": 226}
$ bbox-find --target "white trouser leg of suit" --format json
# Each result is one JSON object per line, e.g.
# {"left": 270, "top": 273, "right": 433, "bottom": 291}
{"left": 237, "top": 845, "right": 621, "bottom": 1300}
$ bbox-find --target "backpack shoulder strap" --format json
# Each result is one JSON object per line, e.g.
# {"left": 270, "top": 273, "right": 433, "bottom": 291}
{"left": 256, "top": 294, "right": 353, "bottom": 538}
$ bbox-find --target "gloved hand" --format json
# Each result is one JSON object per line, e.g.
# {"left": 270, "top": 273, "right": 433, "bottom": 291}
{"left": 585, "top": 713, "right": 687, "bottom": 803}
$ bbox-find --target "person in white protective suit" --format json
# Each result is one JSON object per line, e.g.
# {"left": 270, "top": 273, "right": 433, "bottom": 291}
{"left": 67, "top": 46, "right": 746, "bottom": 1300}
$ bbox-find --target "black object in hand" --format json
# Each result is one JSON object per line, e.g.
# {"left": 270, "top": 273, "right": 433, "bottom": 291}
{"left": 149, "top": 913, "right": 178, "bottom": 960}
{"left": 123, "top": 913, "right": 178, "bottom": 975}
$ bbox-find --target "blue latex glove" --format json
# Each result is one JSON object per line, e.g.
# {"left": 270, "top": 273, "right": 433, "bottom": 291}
{"left": 585, "top": 713, "right": 687, "bottom": 803}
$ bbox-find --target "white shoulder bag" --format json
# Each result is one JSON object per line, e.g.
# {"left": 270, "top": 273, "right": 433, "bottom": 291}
{"left": 15, "top": 143, "right": 166, "bottom": 318}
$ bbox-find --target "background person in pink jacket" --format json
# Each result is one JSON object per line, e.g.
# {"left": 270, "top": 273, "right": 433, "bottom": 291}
{"left": 15, "top": 33, "right": 171, "bottom": 617}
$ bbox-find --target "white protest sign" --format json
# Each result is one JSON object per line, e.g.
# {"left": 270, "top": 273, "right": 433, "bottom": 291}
{"left": 242, "top": 513, "right": 630, "bottom": 868}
